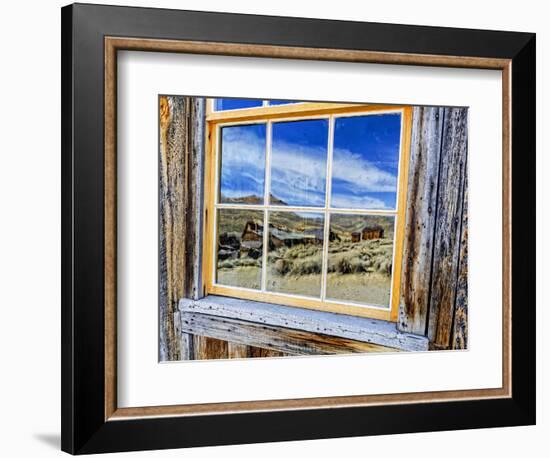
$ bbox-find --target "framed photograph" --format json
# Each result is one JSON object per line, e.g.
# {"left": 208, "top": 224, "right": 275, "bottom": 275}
{"left": 61, "top": 3, "right": 536, "bottom": 454}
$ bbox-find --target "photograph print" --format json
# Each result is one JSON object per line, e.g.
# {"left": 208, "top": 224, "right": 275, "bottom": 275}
{"left": 159, "top": 96, "right": 468, "bottom": 361}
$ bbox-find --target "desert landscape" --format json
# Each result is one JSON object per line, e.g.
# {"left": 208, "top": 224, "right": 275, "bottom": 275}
{"left": 216, "top": 206, "right": 395, "bottom": 307}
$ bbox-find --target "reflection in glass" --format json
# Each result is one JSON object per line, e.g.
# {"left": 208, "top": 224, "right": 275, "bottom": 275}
{"left": 268, "top": 100, "right": 299, "bottom": 106}
{"left": 216, "top": 209, "right": 264, "bottom": 289}
{"left": 331, "top": 113, "right": 401, "bottom": 210}
{"left": 326, "top": 214, "right": 395, "bottom": 307}
{"left": 270, "top": 119, "right": 328, "bottom": 207}
{"left": 215, "top": 98, "right": 263, "bottom": 111}
{"left": 266, "top": 211, "right": 325, "bottom": 297}
{"left": 219, "top": 124, "right": 266, "bottom": 204}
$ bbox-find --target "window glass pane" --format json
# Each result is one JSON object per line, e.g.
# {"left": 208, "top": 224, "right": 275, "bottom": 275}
{"left": 326, "top": 214, "right": 395, "bottom": 307}
{"left": 216, "top": 209, "right": 264, "bottom": 289}
{"left": 268, "top": 100, "right": 299, "bottom": 106}
{"left": 215, "top": 98, "right": 263, "bottom": 111}
{"left": 219, "top": 124, "right": 266, "bottom": 204}
{"left": 331, "top": 113, "right": 401, "bottom": 210}
{"left": 270, "top": 119, "right": 328, "bottom": 207}
{"left": 266, "top": 211, "right": 324, "bottom": 297}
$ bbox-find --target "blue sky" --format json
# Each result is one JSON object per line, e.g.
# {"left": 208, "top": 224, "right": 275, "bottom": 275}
{"left": 218, "top": 103, "right": 401, "bottom": 210}
{"left": 215, "top": 98, "right": 298, "bottom": 110}
{"left": 220, "top": 124, "right": 266, "bottom": 203}
{"left": 270, "top": 119, "right": 328, "bottom": 206}
{"left": 331, "top": 114, "right": 401, "bottom": 209}
{"left": 215, "top": 98, "right": 263, "bottom": 111}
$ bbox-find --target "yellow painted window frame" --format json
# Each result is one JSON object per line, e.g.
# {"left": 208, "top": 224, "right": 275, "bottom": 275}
{"left": 202, "top": 100, "right": 413, "bottom": 321}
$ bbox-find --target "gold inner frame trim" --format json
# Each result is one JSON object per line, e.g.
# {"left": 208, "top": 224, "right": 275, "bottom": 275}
{"left": 104, "top": 36, "right": 512, "bottom": 421}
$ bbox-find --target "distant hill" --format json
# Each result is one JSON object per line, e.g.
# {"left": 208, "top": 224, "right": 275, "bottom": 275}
{"left": 220, "top": 194, "right": 263, "bottom": 205}
{"left": 220, "top": 193, "right": 288, "bottom": 206}
{"left": 269, "top": 194, "right": 287, "bottom": 205}
{"left": 217, "top": 195, "right": 393, "bottom": 239}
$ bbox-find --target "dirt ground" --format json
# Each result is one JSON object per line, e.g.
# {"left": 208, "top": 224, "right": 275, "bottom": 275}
{"left": 217, "top": 267, "right": 391, "bottom": 307}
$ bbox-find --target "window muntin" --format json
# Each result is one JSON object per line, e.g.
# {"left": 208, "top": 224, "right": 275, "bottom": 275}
{"left": 205, "top": 101, "right": 410, "bottom": 321}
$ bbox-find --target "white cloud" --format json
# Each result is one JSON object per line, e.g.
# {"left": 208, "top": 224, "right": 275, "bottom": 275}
{"left": 220, "top": 127, "right": 266, "bottom": 196}
{"left": 220, "top": 128, "right": 398, "bottom": 208}
{"left": 268, "top": 140, "right": 328, "bottom": 205}
{"left": 221, "top": 127, "right": 266, "bottom": 168}
{"left": 331, "top": 147, "right": 397, "bottom": 193}
{"left": 330, "top": 193, "right": 387, "bottom": 209}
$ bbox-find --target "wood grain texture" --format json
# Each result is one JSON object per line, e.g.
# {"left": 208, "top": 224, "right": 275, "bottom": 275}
{"left": 452, "top": 171, "right": 469, "bottom": 349}
{"left": 180, "top": 296, "right": 428, "bottom": 351}
{"left": 181, "top": 312, "right": 397, "bottom": 356}
{"left": 390, "top": 106, "right": 413, "bottom": 321}
{"left": 179, "top": 320, "right": 195, "bottom": 360}
{"left": 159, "top": 96, "right": 206, "bottom": 361}
{"left": 107, "top": 37, "right": 510, "bottom": 70}
{"left": 186, "top": 97, "right": 206, "bottom": 300}
{"left": 159, "top": 95, "right": 186, "bottom": 361}
{"left": 193, "top": 335, "right": 228, "bottom": 360}
{"left": 227, "top": 342, "right": 249, "bottom": 359}
{"left": 104, "top": 39, "right": 117, "bottom": 419}
{"left": 398, "top": 107, "right": 445, "bottom": 335}
{"left": 248, "top": 347, "right": 287, "bottom": 358}
{"left": 428, "top": 108, "right": 469, "bottom": 347}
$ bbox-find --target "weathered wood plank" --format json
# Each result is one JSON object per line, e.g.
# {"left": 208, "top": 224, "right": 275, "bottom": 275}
{"left": 180, "top": 295, "right": 428, "bottom": 351}
{"left": 452, "top": 170, "right": 468, "bottom": 349}
{"left": 159, "top": 96, "right": 205, "bottom": 361}
{"left": 186, "top": 97, "right": 206, "bottom": 300}
{"left": 227, "top": 342, "right": 249, "bottom": 359}
{"left": 159, "top": 95, "right": 187, "bottom": 361}
{"left": 181, "top": 312, "right": 397, "bottom": 356}
{"left": 398, "top": 106, "right": 445, "bottom": 336}
{"left": 248, "top": 347, "right": 287, "bottom": 358}
{"left": 428, "top": 107, "right": 468, "bottom": 348}
{"left": 227, "top": 342, "right": 288, "bottom": 359}
{"left": 173, "top": 311, "right": 189, "bottom": 359}
{"left": 193, "top": 335, "right": 228, "bottom": 360}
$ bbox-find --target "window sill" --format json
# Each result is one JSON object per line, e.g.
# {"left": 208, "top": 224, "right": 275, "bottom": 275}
{"left": 179, "top": 295, "right": 428, "bottom": 352}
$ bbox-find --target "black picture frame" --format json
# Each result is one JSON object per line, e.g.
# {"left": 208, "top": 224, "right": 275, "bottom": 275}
{"left": 61, "top": 3, "right": 535, "bottom": 454}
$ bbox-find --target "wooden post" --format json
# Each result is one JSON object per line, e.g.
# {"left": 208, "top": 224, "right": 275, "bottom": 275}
{"left": 428, "top": 108, "right": 468, "bottom": 347}
{"left": 452, "top": 171, "right": 469, "bottom": 349}
{"left": 159, "top": 96, "right": 205, "bottom": 361}
{"left": 399, "top": 107, "right": 469, "bottom": 350}
{"left": 398, "top": 107, "right": 445, "bottom": 335}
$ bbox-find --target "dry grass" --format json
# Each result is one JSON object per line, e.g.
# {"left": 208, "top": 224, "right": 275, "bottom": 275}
{"left": 268, "top": 238, "right": 393, "bottom": 277}
{"left": 217, "top": 266, "right": 261, "bottom": 290}
{"left": 216, "top": 238, "right": 394, "bottom": 306}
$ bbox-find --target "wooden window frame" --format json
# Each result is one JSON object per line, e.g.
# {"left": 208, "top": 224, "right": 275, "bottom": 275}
{"left": 203, "top": 100, "right": 413, "bottom": 321}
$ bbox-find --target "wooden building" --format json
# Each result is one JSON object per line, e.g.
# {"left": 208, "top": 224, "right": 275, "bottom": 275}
{"left": 159, "top": 98, "right": 468, "bottom": 361}
{"left": 241, "top": 220, "right": 263, "bottom": 242}
{"left": 362, "top": 225, "right": 384, "bottom": 240}
{"left": 239, "top": 220, "right": 263, "bottom": 258}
